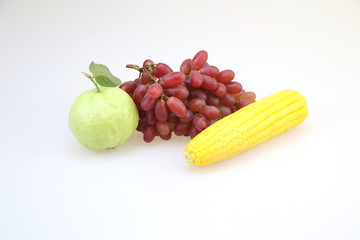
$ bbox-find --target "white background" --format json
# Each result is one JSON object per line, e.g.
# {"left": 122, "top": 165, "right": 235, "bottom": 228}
{"left": 1, "top": 0, "right": 360, "bottom": 239}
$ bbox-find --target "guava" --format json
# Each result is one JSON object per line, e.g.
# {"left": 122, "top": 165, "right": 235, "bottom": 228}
{"left": 69, "top": 87, "right": 139, "bottom": 150}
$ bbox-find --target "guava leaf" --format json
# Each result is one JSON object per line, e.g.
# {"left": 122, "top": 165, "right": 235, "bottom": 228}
{"left": 89, "top": 62, "right": 121, "bottom": 87}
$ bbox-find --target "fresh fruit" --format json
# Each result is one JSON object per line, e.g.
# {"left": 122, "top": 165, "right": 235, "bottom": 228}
{"left": 121, "top": 50, "right": 257, "bottom": 142}
{"left": 183, "top": 90, "right": 308, "bottom": 166}
{"left": 69, "top": 63, "right": 139, "bottom": 150}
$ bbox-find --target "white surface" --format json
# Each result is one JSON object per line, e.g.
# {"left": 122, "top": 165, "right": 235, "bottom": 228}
{"left": 1, "top": 0, "right": 360, "bottom": 239}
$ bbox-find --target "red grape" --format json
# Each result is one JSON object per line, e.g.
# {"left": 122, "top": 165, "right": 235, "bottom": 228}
{"left": 179, "top": 109, "right": 194, "bottom": 123}
{"left": 154, "top": 100, "right": 168, "bottom": 122}
{"left": 133, "top": 85, "right": 147, "bottom": 105}
{"left": 167, "top": 112, "right": 178, "bottom": 124}
{"left": 119, "top": 81, "right": 136, "bottom": 95}
{"left": 180, "top": 58, "right": 192, "bottom": 75}
{"left": 137, "top": 117, "right": 147, "bottom": 132}
{"left": 143, "top": 125, "right": 157, "bottom": 142}
{"left": 148, "top": 83, "right": 163, "bottom": 99}
{"left": 213, "top": 82, "right": 227, "bottom": 97}
{"left": 164, "top": 86, "right": 189, "bottom": 101}
{"left": 189, "top": 127, "right": 200, "bottom": 139}
{"left": 236, "top": 99, "right": 252, "bottom": 109}
{"left": 153, "top": 62, "right": 173, "bottom": 78}
{"left": 141, "top": 71, "right": 152, "bottom": 85}
{"left": 174, "top": 121, "right": 192, "bottom": 136}
{"left": 206, "top": 93, "right": 220, "bottom": 106}
{"left": 192, "top": 50, "right": 208, "bottom": 70}
{"left": 141, "top": 94, "right": 158, "bottom": 111}
{"left": 166, "top": 96, "right": 187, "bottom": 117}
{"left": 146, "top": 109, "right": 156, "bottom": 125}
{"left": 143, "top": 59, "right": 154, "bottom": 68}
{"left": 189, "top": 70, "right": 203, "bottom": 88}
{"left": 199, "top": 65, "right": 219, "bottom": 78}
{"left": 219, "top": 93, "right": 235, "bottom": 107}
{"left": 156, "top": 121, "right": 170, "bottom": 135}
{"left": 188, "top": 89, "right": 207, "bottom": 101}
{"left": 225, "top": 82, "right": 242, "bottom": 94}
{"left": 218, "top": 105, "right": 232, "bottom": 118}
{"left": 133, "top": 78, "right": 143, "bottom": 87}
{"left": 192, "top": 113, "right": 208, "bottom": 131}
{"left": 216, "top": 69, "right": 235, "bottom": 84}
{"left": 188, "top": 98, "right": 206, "bottom": 112}
{"left": 201, "top": 75, "right": 218, "bottom": 90}
{"left": 240, "top": 91, "right": 256, "bottom": 101}
{"left": 159, "top": 72, "right": 186, "bottom": 88}
{"left": 201, "top": 105, "right": 220, "bottom": 119}
{"left": 159, "top": 132, "right": 172, "bottom": 140}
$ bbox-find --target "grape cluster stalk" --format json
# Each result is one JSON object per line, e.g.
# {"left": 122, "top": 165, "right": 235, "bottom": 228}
{"left": 119, "top": 50, "right": 256, "bottom": 142}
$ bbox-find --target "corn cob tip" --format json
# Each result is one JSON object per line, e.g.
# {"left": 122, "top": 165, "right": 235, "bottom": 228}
{"left": 183, "top": 151, "right": 194, "bottom": 165}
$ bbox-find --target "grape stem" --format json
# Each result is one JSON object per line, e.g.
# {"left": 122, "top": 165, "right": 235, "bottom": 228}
{"left": 82, "top": 72, "right": 100, "bottom": 93}
{"left": 126, "top": 64, "right": 157, "bottom": 83}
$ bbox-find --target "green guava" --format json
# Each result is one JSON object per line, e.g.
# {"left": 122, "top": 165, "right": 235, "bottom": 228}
{"left": 69, "top": 87, "right": 139, "bottom": 150}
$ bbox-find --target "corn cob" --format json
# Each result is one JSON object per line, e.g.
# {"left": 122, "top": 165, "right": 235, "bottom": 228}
{"left": 183, "top": 89, "right": 308, "bottom": 166}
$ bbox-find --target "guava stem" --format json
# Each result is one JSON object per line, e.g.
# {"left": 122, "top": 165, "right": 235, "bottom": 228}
{"left": 82, "top": 72, "right": 100, "bottom": 92}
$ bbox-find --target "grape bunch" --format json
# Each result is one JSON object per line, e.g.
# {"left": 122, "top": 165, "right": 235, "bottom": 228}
{"left": 119, "top": 50, "right": 256, "bottom": 142}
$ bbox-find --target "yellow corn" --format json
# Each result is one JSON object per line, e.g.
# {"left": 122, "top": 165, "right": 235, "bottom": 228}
{"left": 183, "top": 89, "right": 308, "bottom": 166}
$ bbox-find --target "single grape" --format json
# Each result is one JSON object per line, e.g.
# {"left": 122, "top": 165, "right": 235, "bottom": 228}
{"left": 174, "top": 121, "right": 192, "bottom": 136}
{"left": 225, "top": 82, "right": 242, "bottom": 94}
{"left": 133, "top": 78, "right": 143, "bottom": 87}
{"left": 219, "top": 93, "right": 236, "bottom": 107}
{"left": 189, "top": 70, "right": 203, "bottom": 88}
{"left": 137, "top": 106, "right": 146, "bottom": 118}
{"left": 159, "top": 72, "right": 186, "bottom": 88}
{"left": 136, "top": 117, "right": 147, "bottom": 132}
{"left": 143, "top": 59, "right": 154, "bottom": 72}
{"left": 199, "top": 65, "right": 219, "bottom": 78}
{"left": 180, "top": 58, "right": 192, "bottom": 75}
{"left": 132, "top": 85, "right": 147, "bottom": 105}
{"left": 232, "top": 90, "right": 244, "bottom": 100}
{"left": 167, "top": 112, "right": 178, "bottom": 124}
{"left": 166, "top": 96, "right": 187, "bottom": 118}
{"left": 141, "top": 71, "right": 152, "bottom": 85}
{"left": 201, "top": 105, "right": 220, "bottom": 119}
{"left": 240, "top": 91, "right": 256, "bottom": 101}
{"left": 146, "top": 109, "right": 156, "bottom": 125}
{"left": 179, "top": 109, "right": 194, "bottom": 123}
{"left": 154, "top": 100, "right": 169, "bottom": 122}
{"left": 189, "top": 127, "right": 200, "bottom": 139}
{"left": 153, "top": 62, "right": 173, "bottom": 78}
{"left": 183, "top": 76, "right": 195, "bottom": 91}
{"left": 192, "top": 113, "right": 208, "bottom": 131}
{"left": 143, "top": 125, "right": 157, "bottom": 143}
{"left": 218, "top": 105, "right": 232, "bottom": 118}
{"left": 188, "top": 89, "right": 207, "bottom": 101}
{"left": 148, "top": 83, "right": 163, "bottom": 99}
{"left": 159, "top": 132, "right": 172, "bottom": 140}
{"left": 236, "top": 99, "right": 252, "bottom": 109}
{"left": 164, "top": 85, "right": 189, "bottom": 101}
{"left": 156, "top": 121, "right": 171, "bottom": 136}
{"left": 201, "top": 75, "right": 218, "bottom": 90}
{"left": 141, "top": 94, "right": 158, "bottom": 111}
{"left": 188, "top": 97, "right": 206, "bottom": 112}
{"left": 216, "top": 69, "right": 235, "bottom": 84}
{"left": 213, "top": 82, "right": 227, "bottom": 97}
{"left": 119, "top": 81, "right": 136, "bottom": 95}
{"left": 192, "top": 50, "right": 208, "bottom": 70}
{"left": 206, "top": 93, "right": 220, "bottom": 106}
